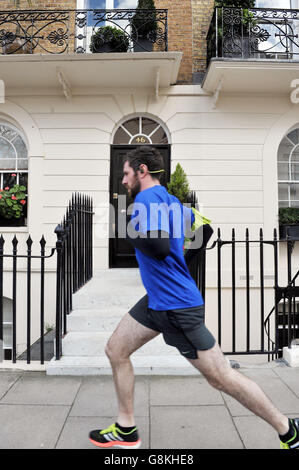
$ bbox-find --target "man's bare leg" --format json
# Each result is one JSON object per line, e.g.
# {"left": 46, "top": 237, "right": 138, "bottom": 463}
{"left": 188, "top": 343, "right": 289, "bottom": 435}
{"left": 105, "top": 312, "right": 159, "bottom": 427}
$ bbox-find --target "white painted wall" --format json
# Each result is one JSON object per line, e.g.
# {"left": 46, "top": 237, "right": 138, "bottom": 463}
{"left": 1, "top": 84, "right": 299, "bottom": 355}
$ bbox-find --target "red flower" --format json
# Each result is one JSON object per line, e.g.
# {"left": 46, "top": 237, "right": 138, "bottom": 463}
{"left": 0, "top": 195, "right": 2, "bottom": 199}
{"left": 0, "top": 189, "right": 3, "bottom": 192}
{"left": 4, "top": 187, "right": 9, "bottom": 190}
{"left": 11, "top": 174, "right": 16, "bottom": 177}
{"left": 11, "top": 195, "right": 16, "bottom": 200}
{"left": 20, "top": 200, "right": 26, "bottom": 205}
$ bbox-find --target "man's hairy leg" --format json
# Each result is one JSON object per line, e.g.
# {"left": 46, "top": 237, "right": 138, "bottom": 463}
{"left": 188, "top": 343, "right": 289, "bottom": 435}
{"left": 105, "top": 313, "right": 159, "bottom": 427}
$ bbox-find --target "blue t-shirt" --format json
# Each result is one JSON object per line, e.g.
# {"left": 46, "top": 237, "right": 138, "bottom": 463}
{"left": 130, "top": 185, "right": 204, "bottom": 310}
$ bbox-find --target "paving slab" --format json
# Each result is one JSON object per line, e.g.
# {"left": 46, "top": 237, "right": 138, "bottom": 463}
{"left": 273, "top": 366, "right": 299, "bottom": 398}
{"left": 150, "top": 405, "right": 244, "bottom": 449}
{"left": 0, "top": 372, "right": 22, "bottom": 400}
{"left": 150, "top": 376, "right": 224, "bottom": 406}
{"left": 56, "top": 416, "right": 150, "bottom": 449}
{"left": 0, "top": 373, "right": 82, "bottom": 406}
{"left": 234, "top": 415, "right": 283, "bottom": 449}
{"left": 70, "top": 376, "right": 149, "bottom": 417}
{"left": 0, "top": 404, "right": 70, "bottom": 449}
{"left": 222, "top": 368, "right": 299, "bottom": 416}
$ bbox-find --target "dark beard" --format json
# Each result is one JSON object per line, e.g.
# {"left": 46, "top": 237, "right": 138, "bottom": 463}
{"left": 130, "top": 180, "right": 141, "bottom": 199}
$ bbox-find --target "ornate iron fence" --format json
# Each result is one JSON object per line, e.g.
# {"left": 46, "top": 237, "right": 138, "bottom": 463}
{"left": 0, "top": 8, "right": 168, "bottom": 55}
{"left": 210, "top": 228, "right": 299, "bottom": 359}
{"left": 207, "top": 7, "right": 299, "bottom": 66}
{"left": 54, "top": 193, "right": 93, "bottom": 360}
{"left": 0, "top": 193, "right": 93, "bottom": 364}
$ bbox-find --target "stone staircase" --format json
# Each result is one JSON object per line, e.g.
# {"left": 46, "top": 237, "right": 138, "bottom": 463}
{"left": 47, "top": 269, "right": 195, "bottom": 375}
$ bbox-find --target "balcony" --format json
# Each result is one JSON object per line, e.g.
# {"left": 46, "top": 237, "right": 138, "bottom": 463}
{"left": 203, "top": 7, "right": 299, "bottom": 96}
{"left": 0, "top": 8, "right": 181, "bottom": 93}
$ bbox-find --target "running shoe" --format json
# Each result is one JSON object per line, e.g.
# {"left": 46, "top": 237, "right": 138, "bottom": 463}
{"left": 280, "top": 419, "right": 299, "bottom": 449}
{"left": 89, "top": 423, "right": 141, "bottom": 449}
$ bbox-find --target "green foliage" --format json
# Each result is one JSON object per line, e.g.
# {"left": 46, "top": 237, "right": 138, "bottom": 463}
{"left": 279, "top": 207, "right": 299, "bottom": 225}
{"left": 90, "top": 26, "right": 129, "bottom": 53}
{"left": 131, "top": 0, "right": 157, "bottom": 39}
{"left": 167, "top": 163, "right": 190, "bottom": 204}
{"left": 215, "top": 0, "right": 255, "bottom": 7}
{"left": 0, "top": 184, "right": 27, "bottom": 219}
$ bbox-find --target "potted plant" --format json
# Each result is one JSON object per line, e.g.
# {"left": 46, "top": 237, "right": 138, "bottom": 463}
{"left": 2, "top": 0, "right": 33, "bottom": 54}
{"left": 215, "top": 0, "right": 257, "bottom": 59}
{"left": 90, "top": 25, "right": 129, "bottom": 53}
{"left": 167, "top": 163, "right": 190, "bottom": 204}
{"left": 0, "top": 182, "right": 27, "bottom": 226}
{"left": 279, "top": 207, "right": 299, "bottom": 240}
{"left": 131, "top": 0, "right": 157, "bottom": 52}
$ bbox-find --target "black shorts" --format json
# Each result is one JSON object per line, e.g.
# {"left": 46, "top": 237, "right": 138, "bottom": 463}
{"left": 129, "top": 295, "right": 215, "bottom": 360}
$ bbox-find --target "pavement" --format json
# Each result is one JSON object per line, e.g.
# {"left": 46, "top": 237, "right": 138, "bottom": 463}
{"left": 1, "top": 360, "right": 299, "bottom": 450}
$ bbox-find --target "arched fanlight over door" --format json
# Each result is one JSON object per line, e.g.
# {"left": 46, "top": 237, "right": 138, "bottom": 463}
{"left": 113, "top": 116, "right": 169, "bottom": 145}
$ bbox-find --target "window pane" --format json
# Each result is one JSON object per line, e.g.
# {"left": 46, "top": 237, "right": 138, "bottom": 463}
{"left": 150, "top": 127, "right": 168, "bottom": 144}
{"left": 114, "top": 127, "right": 130, "bottom": 144}
{"left": 87, "top": 0, "right": 106, "bottom": 27}
{"left": 291, "top": 149, "right": 299, "bottom": 163}
{"left": 0, "top": 160, "right": 16, "bottom": 170}
{"left": 278, "top": 162, "right": 289, "bottom": 180}
{"left": 142, "top": 118, "right": 159, "bottom": 136}
{"left": 19, "top": 173, "right": 28, "bottom": 187}
{"left": 255, "top": 0, "right": 291, "bottom": 7}
{"left": 17, "top": 159, "right": 28, "bottom": 170}
{"left": 287, "top": 129, "right": 299, "bottom": 145}
{"left": 291, "top": 163, "right": 299, "bottom": 180}
{"left": 123, "top": 118, "right": 139, "bottom": 136}
{"left": 278, "top": 183, "right": 289, "bottom": 201}
{"left": 4, "top": 173, "right": 17, "bottom": 188}
{"left": 0, "top": 138, "right": 15, "bottom": 160}
{"left": 290, "top": 183, "right": 299, "bottom": 200}
{"left": 13, "top": 136, "right": 28, "bottom": 159}
{"left": 278, "top": 137, "right": 293, "bottom": 162}
{"left": 115, "top": 0, "right": 138, "bottom": 7}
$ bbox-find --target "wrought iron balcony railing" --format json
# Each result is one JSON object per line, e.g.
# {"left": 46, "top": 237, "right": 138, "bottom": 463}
{"left": 207, "top": 7, "right": 299, "bottom": 66}
{"left": 0, "top": 8, "right": 168, "bottom": 55}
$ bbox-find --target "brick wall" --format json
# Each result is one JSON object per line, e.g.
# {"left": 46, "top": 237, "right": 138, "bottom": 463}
{"left": 155, "top": 0, "right": 193, "bottom": 83}
{"left": 191, "top": 0, "right": 215, "bottom": 80}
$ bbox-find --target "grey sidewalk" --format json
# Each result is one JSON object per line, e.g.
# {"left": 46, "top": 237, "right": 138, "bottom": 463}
{"left": 1, "top": 362, "right": 299, "bottom": 449}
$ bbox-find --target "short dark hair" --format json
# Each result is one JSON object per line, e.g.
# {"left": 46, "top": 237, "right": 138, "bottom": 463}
{"left": 124, "top": 146, "right": 165, "bottom": 181}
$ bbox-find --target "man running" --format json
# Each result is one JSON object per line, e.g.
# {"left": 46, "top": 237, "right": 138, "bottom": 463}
{"left": 89, "top": 146, "right": 299, "bottom": 450}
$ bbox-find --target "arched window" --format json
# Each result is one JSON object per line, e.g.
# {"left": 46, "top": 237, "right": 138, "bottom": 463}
{"left": 113, "top": 116, "right": 169, "bottom": 145}
{"left": 277, "top": 128, "right": 299, "bottom": 207}
{"left": 0, "top": 123, "right": 28, "bottom": 223}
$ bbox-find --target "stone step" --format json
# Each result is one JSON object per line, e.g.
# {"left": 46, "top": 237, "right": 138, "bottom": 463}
{"left": 71, "top": 269, "right": 146, "bottom": 309}
{"left": 62, "top": 331, "right": 179, "bottom": 357}
{"left": 67, "top": 309, "right": 125, "bottom": 332}
{"left": 46, "top": 355, "right": 198, "bottom": 376}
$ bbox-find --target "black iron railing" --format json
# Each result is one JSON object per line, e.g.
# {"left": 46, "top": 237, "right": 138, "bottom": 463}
{"left": 0, "top": 8, "right": 168, "bottom": 54}
{"left": 207, "top": 7, "right": 299, "bottom": 66}
{"left": 0, "top": 193, "right": 93, "bottom": 364}
{"left": 54, "top": 193, "right": 93, "bottom": 360}
{"left": 0, "top": 235, "right": 56, "bottom": 364}
{"left": 212, "top": 228, "right": 299, "bottom": 359}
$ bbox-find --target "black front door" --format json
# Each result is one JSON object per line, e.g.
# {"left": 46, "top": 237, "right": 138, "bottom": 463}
{"left": 109, "top": 145, "right": 171, "bottom": 268}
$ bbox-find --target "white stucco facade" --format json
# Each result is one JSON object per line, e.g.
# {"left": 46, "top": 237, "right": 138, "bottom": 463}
{"left": 1, "top": 52, "right": 299, "bottom": 356}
